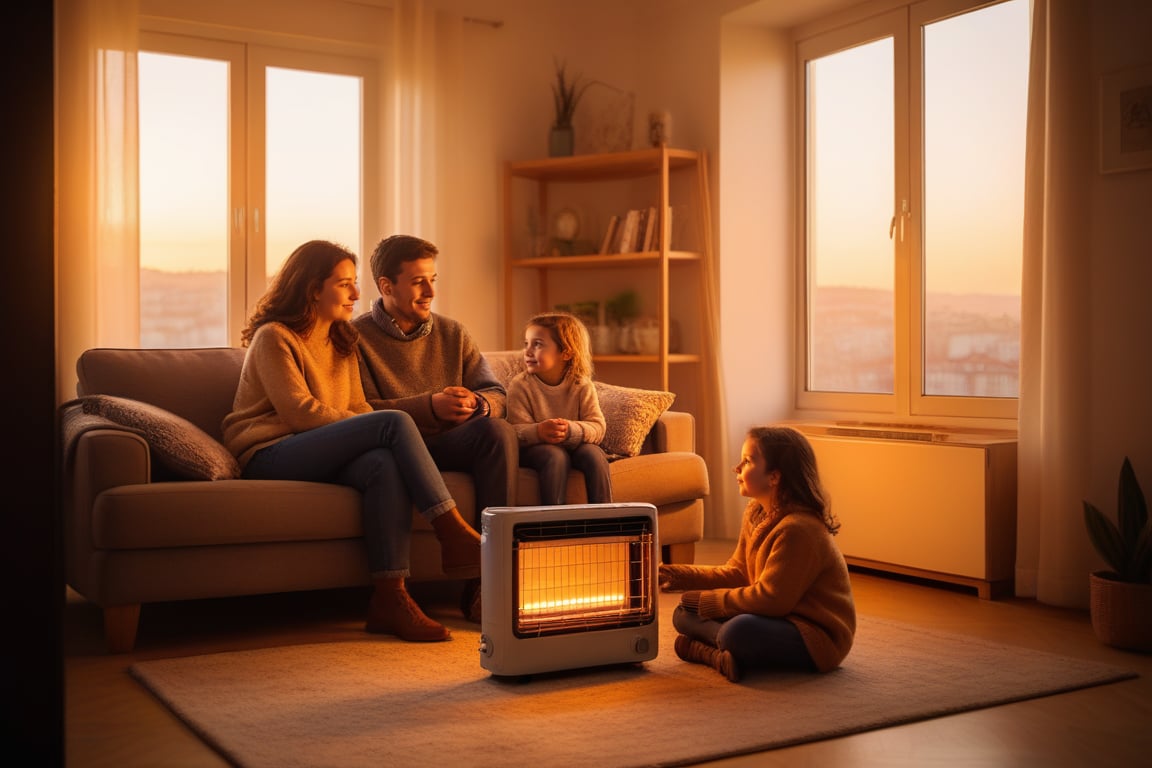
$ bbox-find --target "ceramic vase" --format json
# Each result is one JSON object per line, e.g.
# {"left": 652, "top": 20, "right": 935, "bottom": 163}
{"left": 549, "top": 126, "right": 574, "bottom": 157}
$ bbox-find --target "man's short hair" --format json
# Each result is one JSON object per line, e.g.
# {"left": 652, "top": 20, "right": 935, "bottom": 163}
{"left": 370, "top": 235, "right": 438, "bottom": 283}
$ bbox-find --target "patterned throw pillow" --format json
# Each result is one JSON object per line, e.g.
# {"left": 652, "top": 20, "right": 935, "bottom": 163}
{"left": 594, "top": 382, "right": 676, "bottom": 458}
{"left": 78, "top": 394, "right": 241, "bottom": 480}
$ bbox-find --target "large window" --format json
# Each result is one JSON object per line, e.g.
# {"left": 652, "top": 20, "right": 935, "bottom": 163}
{"left": 798, "top": 0, "right": 1029, "bottom": 421}
{"left": 138, "top": 31, "right": 376, "bottom": 348}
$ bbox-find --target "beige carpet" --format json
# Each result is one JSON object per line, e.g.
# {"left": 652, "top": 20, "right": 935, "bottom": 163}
{"left": 130, "top": 598, "right": 1135, "bottom": 768}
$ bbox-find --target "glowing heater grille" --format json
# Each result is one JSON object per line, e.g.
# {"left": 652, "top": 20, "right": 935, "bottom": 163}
{"left": 479, "top": 503, "right": 659, "bottom": 676}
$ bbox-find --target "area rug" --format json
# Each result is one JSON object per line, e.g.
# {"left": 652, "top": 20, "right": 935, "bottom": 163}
{"left": 130, "top": 602, "right": 1136, "bottom": 768}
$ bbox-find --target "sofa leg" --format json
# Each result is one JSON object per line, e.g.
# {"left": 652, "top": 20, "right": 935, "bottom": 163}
{"left": 663, "top": 542, "right": 695, "bottom": 565}
{"left": 104, "top": 604, "right": 141, "bottom": 654}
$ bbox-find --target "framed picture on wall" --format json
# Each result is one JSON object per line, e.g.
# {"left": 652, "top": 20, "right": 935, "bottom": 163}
{"left": 1100, "top": 62, "right": 1152, "bottom": 174}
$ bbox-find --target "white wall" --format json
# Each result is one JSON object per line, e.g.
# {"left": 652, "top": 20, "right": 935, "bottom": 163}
{"left": 714, "top": 20, "right": 795, "bottom": 535}
{"left": 428, "top": 0, "right": 654, "bottom": 346}
{"left": 1085, "top": 0, "right": 1152, "bottom": 521}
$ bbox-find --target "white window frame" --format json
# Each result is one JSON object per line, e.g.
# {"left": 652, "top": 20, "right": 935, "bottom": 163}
{"left": 139, "top": 18, "right": 382, "bottom": 346}
{"left": 794, "top": 0, "right": 1022, "bottom": 424}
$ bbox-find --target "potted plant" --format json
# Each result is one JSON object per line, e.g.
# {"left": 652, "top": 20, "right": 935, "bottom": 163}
{"left": 549, "top": 59, "right": 589, "bottom": 157}
{"left": 1082, "top": 456, "right": 1152, "bottom": 651}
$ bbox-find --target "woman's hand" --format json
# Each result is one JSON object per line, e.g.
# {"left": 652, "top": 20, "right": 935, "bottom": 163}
{"left": 658, "top": 563, "right": 682, "bottom": 591}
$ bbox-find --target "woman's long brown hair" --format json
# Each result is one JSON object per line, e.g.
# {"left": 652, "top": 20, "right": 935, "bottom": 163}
{"left": 240, "top": 240, "right": 360, "bottom": 356}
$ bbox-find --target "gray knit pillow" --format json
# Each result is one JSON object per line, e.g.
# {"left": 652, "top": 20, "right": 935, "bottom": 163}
{"left": 594, "top": 382, "right": 676, "bottom": 458}
{"left": 79, "top": 394, "right": 240, "bottom": 480}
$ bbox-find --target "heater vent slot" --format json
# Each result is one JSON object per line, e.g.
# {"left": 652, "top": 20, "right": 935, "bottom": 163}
{"left": 513, "top": 515, "right": 653, "bottom": 542}
{"left": 512, "top": 516, "right": 655, "bottom": 638}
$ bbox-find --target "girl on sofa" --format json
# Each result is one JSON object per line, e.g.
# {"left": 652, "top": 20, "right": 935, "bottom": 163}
{"left": 659, "top": 425, "right": 855, "bottom": 682}
{"left": 506, "top": 311, "right": 612, "bottom": 505}
{"left": 222, "top": 240, "right": 479, "bottom": 643}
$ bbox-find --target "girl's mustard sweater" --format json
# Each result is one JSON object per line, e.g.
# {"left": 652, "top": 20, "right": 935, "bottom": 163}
{"left": 661, "top": 502, "right": 856, "bottom": 672}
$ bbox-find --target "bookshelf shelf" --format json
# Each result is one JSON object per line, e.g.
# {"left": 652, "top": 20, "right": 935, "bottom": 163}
{"left": 501, "top": 147, "right": 714, "bottom": 392}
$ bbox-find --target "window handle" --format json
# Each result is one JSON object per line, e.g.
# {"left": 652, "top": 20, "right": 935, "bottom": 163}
{"left": 889, "top": 199, "right": 909, "bottom": 242}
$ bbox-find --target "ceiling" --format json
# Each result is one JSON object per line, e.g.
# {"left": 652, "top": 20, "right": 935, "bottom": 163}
{"left": 721, "top": 0, "right": 864, "bottom": 29}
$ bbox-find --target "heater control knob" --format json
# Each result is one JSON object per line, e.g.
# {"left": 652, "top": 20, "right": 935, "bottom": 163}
{"left": 478, "top": 634, "right": 492, "bottom": 656}
{"left": 633, "top": 637, "right": 650, "bottom": 654}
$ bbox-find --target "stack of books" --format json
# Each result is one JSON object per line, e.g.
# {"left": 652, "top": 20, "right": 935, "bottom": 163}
{"left": 598, "top": 206, "right": 667, "bottom": 254}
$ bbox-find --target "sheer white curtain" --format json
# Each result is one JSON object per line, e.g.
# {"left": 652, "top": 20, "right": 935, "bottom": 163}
{"left": 387, "top": 0, "right": 464, "bottom": 241}
{"left": 1016, "top": 0, "right": 1096, "bottom": 606}
{"left": 55, "top": 0, "right": 140, "bottom": 403}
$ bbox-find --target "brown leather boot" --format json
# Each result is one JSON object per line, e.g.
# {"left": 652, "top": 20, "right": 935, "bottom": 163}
{"left": 460, "top": 578, "right": 482, "bottom": 624}
{"left": 366, "top": 578, "right": 450, "bottom": 642}
{"left": 674, "top": 634, "right": 742, "bottom": 682}
{"left": 431, "top": 508, "right": 481, "bottom": 574}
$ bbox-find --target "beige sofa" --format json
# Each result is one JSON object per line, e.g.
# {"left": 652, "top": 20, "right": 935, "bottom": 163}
{"left": 61, "top": 347, "right": 709, "bottom": 652}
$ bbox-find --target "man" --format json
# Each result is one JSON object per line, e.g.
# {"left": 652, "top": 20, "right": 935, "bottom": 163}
{"left": 354, "top": 234, "right": 518, "bottom": 623}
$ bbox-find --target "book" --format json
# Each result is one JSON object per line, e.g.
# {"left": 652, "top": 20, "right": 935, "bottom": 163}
{"left": 634, "top": 208, "right": 649, "bottom": 252}
{"left": 640, "top": 205, "right": 658, "bottom": 252}
{"left": 615, "top": 209, "right": 640, "bottom": 253}
{"left": 598, "top": 215, "right": 619, "bottom": 255}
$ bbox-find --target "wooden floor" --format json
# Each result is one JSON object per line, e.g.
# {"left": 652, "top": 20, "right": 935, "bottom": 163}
{"left": 65, "top": 540, "right": 1151, "bottom": 767}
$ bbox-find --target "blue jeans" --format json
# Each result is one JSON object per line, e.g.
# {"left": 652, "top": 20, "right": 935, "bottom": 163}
{"left": 243, "top": 410, "right": 455, "bottom": 577}
{"left": 425, "top": 416, "right": 518, "bottom": 513}
{"left": 673, "top": 605, "right": 816, "bottom": 672}
{"left": 521, "top": 443, "right": 612, "bottom": 505}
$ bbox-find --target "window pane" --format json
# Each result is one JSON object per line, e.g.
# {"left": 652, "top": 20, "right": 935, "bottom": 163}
{"left": 265, "top": 67, "right": 363, "bottom": 285}
{"left": 806, "top": 39, "right": 895, "bottom": 394}
{"left": 922, "top": 0, "right": 1027, "bottom": 397}
{"left": 138, "top": 52, "right": 229, "bottom": 348}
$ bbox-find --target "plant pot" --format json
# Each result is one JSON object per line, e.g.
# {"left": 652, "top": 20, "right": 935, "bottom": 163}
{"left": 1089, "top": 571, "right": 1152, "bottom": 652}
{"left": 549, "top": 126, "right": 574, "bottom": 157}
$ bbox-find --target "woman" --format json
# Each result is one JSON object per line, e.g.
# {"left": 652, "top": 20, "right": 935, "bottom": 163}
{"left": 222, "top": 240, "right": 480, "bottom": 642}
{"left": 659, "top": 426, "right": 856, "bottom": 681}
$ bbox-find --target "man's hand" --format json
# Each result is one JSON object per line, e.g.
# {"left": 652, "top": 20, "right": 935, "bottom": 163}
{"left": 431, "top": 386, "right": 478, "bottom": 425}
{"left": 536, "top": 418, "right": 569, "bottom": 444}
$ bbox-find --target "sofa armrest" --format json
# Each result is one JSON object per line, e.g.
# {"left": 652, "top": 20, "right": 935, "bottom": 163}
{"left": 647, "top": 410, "right": 695, "bottom": 454}
{"left": 71, "top": 428, "right": 153, "bottom": 495}
{"left": 65, "top": 429, "right": 152, "bottom": 597}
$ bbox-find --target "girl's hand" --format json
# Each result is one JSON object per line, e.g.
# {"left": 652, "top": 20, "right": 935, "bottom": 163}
{"left": 537, "top": 418, "right": 569, "bottom": 444}
{"left": 679, "top": 591, "right": 702, "bottom": 612}
{"left": 658, "top": 564, "right": 681, "bottom": 591}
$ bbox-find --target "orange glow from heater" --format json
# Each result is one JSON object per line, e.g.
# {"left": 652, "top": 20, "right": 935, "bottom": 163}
{"left": 521, "top": 593, "right": 627, "bottom": 615}
{"left": 517, "top": 539, "right": 633, "bottom": 622}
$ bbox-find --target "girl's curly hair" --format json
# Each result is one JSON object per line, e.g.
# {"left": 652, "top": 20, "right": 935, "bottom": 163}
{"left": 525, "top": 311, "right": 594, "bottom": 382}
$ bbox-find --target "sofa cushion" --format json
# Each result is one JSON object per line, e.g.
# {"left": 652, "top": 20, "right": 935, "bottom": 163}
{"left": 76, "top": 347, "right": 247, "bottom": 440}
{"left": 595, "top": 382, "right": 676, "bottom": 458}
{"left": 77, "top": 394, "right": 241, "bottom": 481}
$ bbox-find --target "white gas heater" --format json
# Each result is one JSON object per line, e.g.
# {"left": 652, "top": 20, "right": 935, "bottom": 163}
{"left": 478, "top": 503, "right": 659, "bottom": 677}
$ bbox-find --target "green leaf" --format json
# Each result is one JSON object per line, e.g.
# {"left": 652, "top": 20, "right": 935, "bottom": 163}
{"left": 1118, "top": 457, "right": 1148, "bottom": 548}
{"left": 1128, "top": 521, "right": 1152, "bottom": 583}
{"left": 1084, "top": 500, "right": 1126, "bottom": 574}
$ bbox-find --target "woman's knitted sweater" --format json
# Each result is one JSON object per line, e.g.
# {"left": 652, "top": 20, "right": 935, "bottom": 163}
{"left": 222, "top": 322, "right": 372, "bottom": 469}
